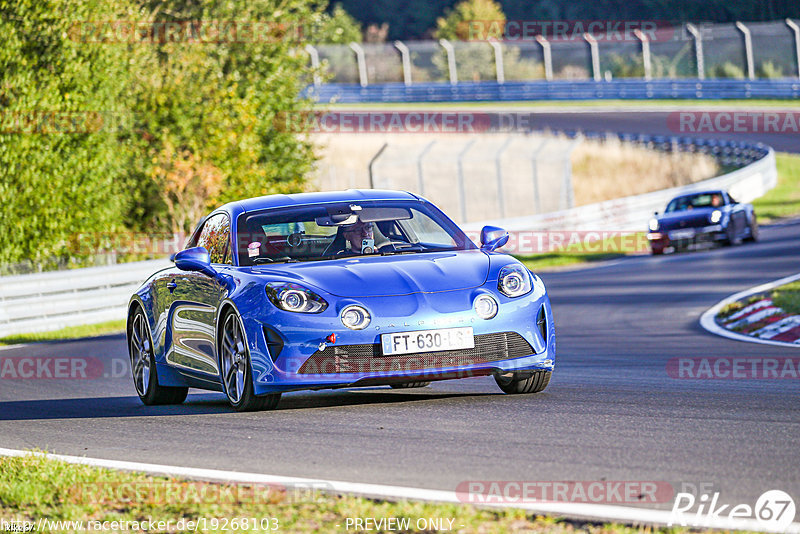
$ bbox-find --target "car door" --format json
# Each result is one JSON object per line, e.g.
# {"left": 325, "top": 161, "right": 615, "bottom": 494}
{"left": 167, "top": 213, "right": 231, "bottom": 377}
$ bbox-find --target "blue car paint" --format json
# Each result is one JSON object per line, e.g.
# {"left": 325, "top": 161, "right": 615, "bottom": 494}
{"left": 128, "top": 190, "right": 555, "bottom": 395}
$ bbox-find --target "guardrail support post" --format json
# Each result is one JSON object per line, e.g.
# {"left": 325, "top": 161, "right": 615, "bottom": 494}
{"left": 686, "top": 23, "right": 705, "bottom": 80}
{"left": 531, "top": 138, "right": 548, "bottom": 213}
{"left": 634, "top": 29, "right": 652, "bottom": 81}
{"left": 583, "top": 33, "right": 601, "bottom": 81}
{"left": 536, "top": 36, "right": 553, "bottom": 81}
{"left": 349, "top": 42, "right": 368, "bottom": 87}
{"left": 495, "top": 136, "right": 514, "bottom": 218}
{"left": 489, "top": 41, "right": 505, "bottom": 84}
{"left": 787, "top": 19, "right": 800, "bottom": 80}
{"left": 368, "top": 142, "right": 388, "bottom": 189}
{"left": 563, "top": 137, "right": 581, "bottom": 209}
{"left": 735, "top": 22, "right": 755, "bottom": 80}
{"left": 394, "top": 40, "right": 412, "bottom": 86}
{"left": 305, "top": 44, "right": 321, "bottom": 87}
{"left": 439, "top": 39, "right": 458, "bottom": 84}
{"left": 416, "top": 140, "right": 436, "bottom": 195}
{"left": 457, "top": 139, "right": 476, "bottom": 222}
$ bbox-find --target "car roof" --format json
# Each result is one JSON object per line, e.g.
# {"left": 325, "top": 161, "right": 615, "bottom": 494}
{"left": 670, "top": 190, "right": 725, "bottom": 201}
{"left": 221, "top": 189, "right": 421, "bottom": 215}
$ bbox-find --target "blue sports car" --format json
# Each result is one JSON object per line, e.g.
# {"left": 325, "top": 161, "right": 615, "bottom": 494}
{"left": 646, "top": 190, "right": 758, "bottom": 255}
{"left": 127, "top": 190, "right": 555, "bottom": 411}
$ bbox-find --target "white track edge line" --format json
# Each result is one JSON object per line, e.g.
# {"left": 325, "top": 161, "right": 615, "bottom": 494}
{"left": 700, "top": 272, "right": 800, "bottom": 348}
{"left": 1, "top": 448, "right": 797, "bottom": 533}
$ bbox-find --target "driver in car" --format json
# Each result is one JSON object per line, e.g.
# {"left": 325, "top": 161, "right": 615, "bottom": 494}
{"left": 342, "top": 220, "right": 375, "bottom": 254}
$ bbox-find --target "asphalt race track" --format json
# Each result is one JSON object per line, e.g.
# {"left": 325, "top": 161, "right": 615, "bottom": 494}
{"left": 1, "top": 220, "right": 799, "bottom": 512}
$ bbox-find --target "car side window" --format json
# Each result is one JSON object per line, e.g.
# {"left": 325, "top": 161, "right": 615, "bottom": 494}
{"left": 196, "top": 214, "right": 231, "bottom": 264}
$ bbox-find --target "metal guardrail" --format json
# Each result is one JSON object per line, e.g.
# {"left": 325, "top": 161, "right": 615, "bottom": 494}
{"left": 0, "top": 259, "right": 170, "bottom": 338}
{"left": 0, "top": 135, "right": 777, "bottom": 337}
{"left": 308, "top": 79, "right": 800, "bottom": 103}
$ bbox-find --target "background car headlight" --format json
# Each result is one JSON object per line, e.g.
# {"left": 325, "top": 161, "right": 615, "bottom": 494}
{"left": 474, "top": 294, "right": 498, "bottom": 319}
{"left": 710, "top": 210, "right": 722, "bottom": 224}
{"left": 341, "top": 305, "right": 371, "bottom": 330}
{"left": 266, "top": 283, "right": 327, "bottom": 313}
{"left": 648, "top": 218, "right": 660, "bottom": 231}
{"left": 498, "top": 265, "right": 532, "bottom": 298}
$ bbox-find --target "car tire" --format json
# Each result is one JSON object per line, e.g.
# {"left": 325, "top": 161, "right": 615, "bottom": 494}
{"left": 390, "top": 381, "right": 431, "bottom": 389}
{"left": 494, "top": 370, "right": 551, "bottom": 394}
{"left": 724, "top": 224, "right": 741, "bottom": 246}
{"left": 651, "top": 247, "right": 664, "bottom": 255}
{"left": 219, "top": 310, "right": 281, "bottom": 412}
{"left": 129, "top": 307, "right": 188, "bottom": 406}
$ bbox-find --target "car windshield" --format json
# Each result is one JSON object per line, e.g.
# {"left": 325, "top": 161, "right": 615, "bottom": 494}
{"left": 236, "top": 201, "right": 476, "bottom": 265}
{"left": 665, "top": 193, "right": 723, "bottom": 213}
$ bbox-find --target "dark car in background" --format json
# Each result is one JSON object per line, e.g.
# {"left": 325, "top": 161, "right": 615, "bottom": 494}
{"left": 646, "top": 190, "right": 758, "bottom": 255}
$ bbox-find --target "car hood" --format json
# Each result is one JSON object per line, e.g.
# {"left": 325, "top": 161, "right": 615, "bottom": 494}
{"left": 658, "top": 208, "right": 716, "bottom": 230}
{"left": 254, "top": 250, "right": 490, "bottom": 297}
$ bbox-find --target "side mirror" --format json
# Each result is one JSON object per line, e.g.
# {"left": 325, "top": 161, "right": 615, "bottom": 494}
{"left": 174, "top": 247, "right": 216, "bottom": 278}
{"left": 480, "top": 225, "right": 509, "bottom": 252}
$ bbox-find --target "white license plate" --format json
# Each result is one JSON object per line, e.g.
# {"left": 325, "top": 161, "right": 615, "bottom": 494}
{"left": 669, "top": 229, "right": 696, "bottom": 240}
{"left": 381, "top": 327, "right": 474, "bottom": 356}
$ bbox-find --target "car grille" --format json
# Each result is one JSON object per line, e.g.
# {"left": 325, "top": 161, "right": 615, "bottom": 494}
{"left": 297, "top": 331, "right": 534, "bottom": 374}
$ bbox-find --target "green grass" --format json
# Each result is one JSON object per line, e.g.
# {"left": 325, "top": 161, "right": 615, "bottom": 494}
{"left": 0, "top": 454, "right": 708, "bottom": 534}
{"left": 0, "top": 320, "right": 126, "bottom": 346}
{"left": 752, "top": 153, "right": 800, "bottom": 223}
{"left": 514, "top": 232, "right": 647, "bottom": 271}
{"left": 772, "top": 281, "right": 800, "bottom": 316}
{"left": 327, "top": 99, "right": 798, "bottom": 110}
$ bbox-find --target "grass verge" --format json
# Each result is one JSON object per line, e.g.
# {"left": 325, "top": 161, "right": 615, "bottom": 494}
{"left": 752, "top": 153, "right": 800, "bottom": 223}
{"left": 0, "top": 453, "right": 700, "bottom": 534}
{"left": 0, "top": 320, "right": 126, "bottom": 347}
{"left": 771, "top": 281, "right": 800, "bottom": 316}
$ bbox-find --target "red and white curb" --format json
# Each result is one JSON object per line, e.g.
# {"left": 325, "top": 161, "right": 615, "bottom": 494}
{"left": 700, "top": 272, "right": 800, "bottom": 347}
{"left": 1, "top": 448, "right": 798, "bottom": 533}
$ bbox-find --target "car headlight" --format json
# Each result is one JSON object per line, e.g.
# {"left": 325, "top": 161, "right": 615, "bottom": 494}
{"left": 341, "top": 305, "right": 371, "bottom": 330}
{"left": 648, "top": 218, "right": 659, "bottom": 231}
{"left": 266, "top": 283, "right": 327, "bottom": 313}
{"left": 474, "top": 294, "right": 498, "bottom": 319}
{"left": 710, "top": 210, "right": 722, "bottom": 224}
{"left": 498, "top": 265, "right": 532, "bottom": 298}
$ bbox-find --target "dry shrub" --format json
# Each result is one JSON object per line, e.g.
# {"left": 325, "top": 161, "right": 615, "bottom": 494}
{"left": 570, "top": 137, "right": 719, "bottom": 206}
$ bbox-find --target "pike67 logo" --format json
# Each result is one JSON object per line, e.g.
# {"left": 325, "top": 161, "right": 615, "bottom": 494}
{"left": 669, "top": 489, "right": 796, "bottom": 531}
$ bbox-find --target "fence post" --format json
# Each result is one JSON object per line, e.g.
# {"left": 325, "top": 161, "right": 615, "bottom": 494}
{"left": 349, "top": 42, "right": 368, "bottom": 87}
{"left": 787, "top": 19, "right": 800, "bottom": 80}
{"left": 531, "top": 139, "right": 548, "bottom": 213}
{"left": 305, "top": 44, "right": 321, "bottom": 87}
{"left": 563, "top": 137, "right": 582, "bottom": 209}
{"left": 583, "top": 33, "right": 601, "bottom": 81}
{"left": 686, "top": 23, "right": 705, "bottom": 80}
{"left": 394, "top": 40, "right": 412, "bottom": 85}
{"left": 457, "top": 140, "right": 476, "bottom": 222}
{"left": 368, "top": 143, "right": 388, "bottom": 189}
{"left": 494, "top": 137, "right": 514, "bottom": 218}
{"left": 439, "top": 39, "right": 458, "bottom": 84}
{"left": 634, "top": 29, "right": 652, "bottom": 81}
{"left": 536, "top": 36, "right": 553, "bottom": 81}
{"left": 416, "top": 140, "right": 436, "bottom": 195}
{"left": 735, "top": 22, "right": 755, "bottom": 80}
{"left": 489, "top": 41, "right": 505, "bottom": 84}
